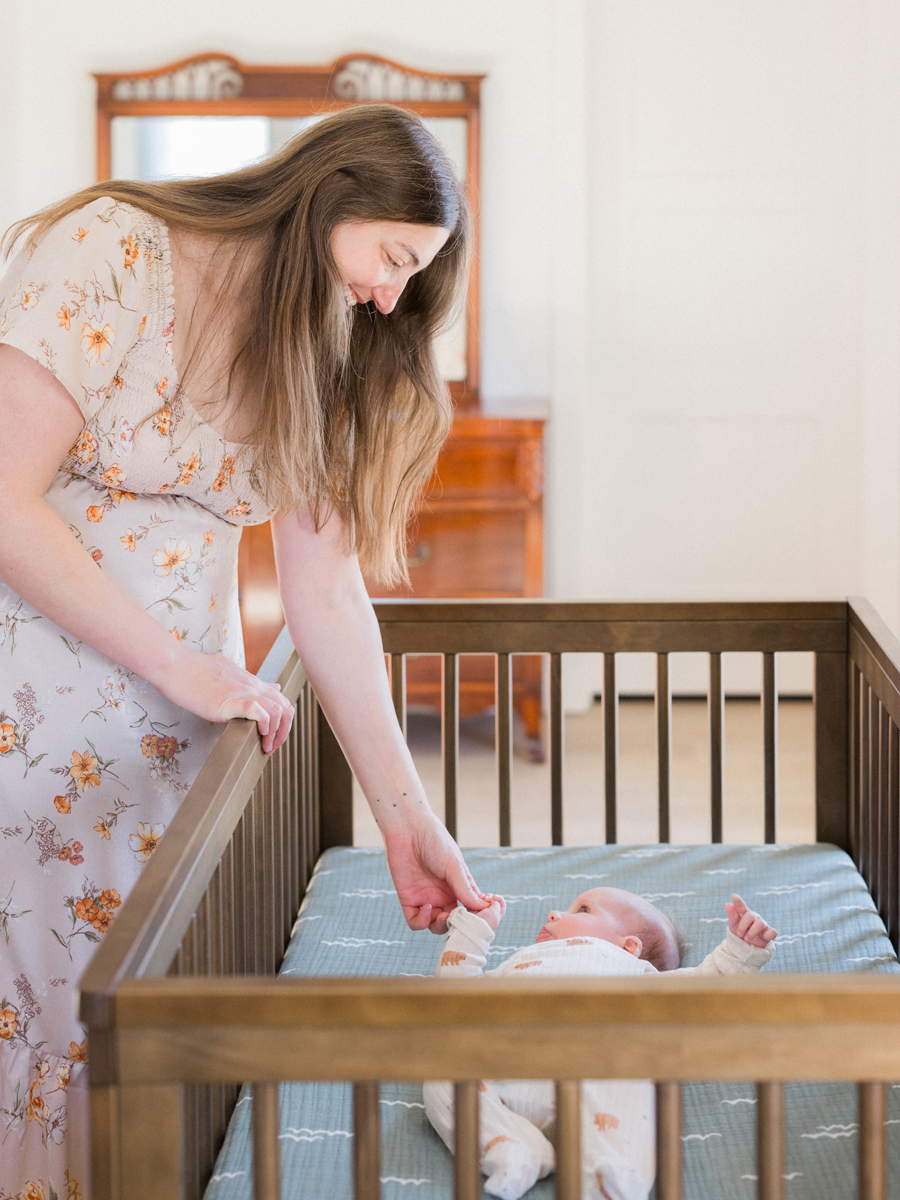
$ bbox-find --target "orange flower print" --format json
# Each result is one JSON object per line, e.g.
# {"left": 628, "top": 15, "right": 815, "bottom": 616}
{"left": 177, "top": 452, "right": 200, "bottom": 486}
{"left": 138, "top": 315, "right": 147, "bottom": 337}
{"left": 57, "top": 303, "right": 72, "bottom": 330}
{"left": 69, "top": 1039, "right": 87, "bottom": 1063}
{"left": 203, "top": 529, "right": 215, "bottom": 546}
{"left": 25, "top": 1079, "right": 45, "bottom": 1126}
{"left": 73, "top": 227, "right": 89, "bottom": 242}
{"left": 91, "top": 910, "right": 114, "bottom": 933}
{"left": 19, "top": 1180, "right": 45, "bottom": 1200}
{"left": 208, "top": 596, "right": 217, "bottom": 613}
{"left": 154, "top": 405, "right": 172, "bottom": 436}
{"left": 107, "top": 488, "right": 136, "bottom": 505}
{"left": 56, "top": 1063, "right": 72, "bottom": 1090}
{"left": 153, "top": 538, "right": 191, "bottom": 577}
{"left": 91, "top": 549, "right": 103, "bottom": 565}
{"left": 69, "top": 429, "right": 97, "bottom": 465}
{"left": 69, "top": 841, "right": 84, "bottom": 866}
{"left": 53, "top": 795, "right": 71, "bottom": 814}
{"left": 120, "top": 529, "right": 136, "bottom": 552}
{"left": 170, "top": 628, "right": 185, "bottom": 642}
{"left": 85, "top": 505, "right": 104, "bottom": 523}
{"left": 69, "top": 750, "right": 100, "bottom": 790}
{"left": 80, "top": 321, "right": 114, "bottom": 367}
{"left": 0, "top": 722, "right": 16, "bottom": 753}
{"left": 74, "top": 897, "right": 99, "bottom": 923}
{"left": 98, "top": 888, "right": 121, "bottom": 910}
{"left": 156, "top": 736, "right": 179, "bottom": 759}
{"left": 227, "top": 501, "right": 250, "bottom": 519}
{"left": 102, "top": 464, "right": 124, "bottom": 486}
{"left": 58, "top": 846, "right": 71, "bottom": 861}
{"left": 109, "top": 371, "right": 124, "bottom": 391}
{"left": 212, "top": 455, "right": 236, "bottom": 492}
{"left": 122, "top": 234, "right": 139, "bottom": 269}
{"left": 0, "top": 1008, "right": 17, "bottom": 1039}
{"left": 18, "top": 284, "right": 41, "bottom": 310}
{"left": 129, "top": 821, "right": 165, "bottom": 862}
{"left": 94, "top": 817, "right": 111, "bottom": 840}
{"left": 65, "top": 1171, "right": 83, "bottom": 1200}
{"left": 155, "top": 377, "right": 169, "bottom": 397}
{"left": 141, "top": 734, "right": 159, "bottom": 758}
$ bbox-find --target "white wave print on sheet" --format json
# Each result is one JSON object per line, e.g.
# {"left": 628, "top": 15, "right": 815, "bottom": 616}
{"left": 801, "top": 1124, "right": 858, "bottom": 1140}
{"left": 279, "top": 1127, "right": 353, "bottom": 1142}
{"left": 320, "top": 937, "right": 406, "bottom": 947}
{"left": 379, "top": 1179, "right": 431, "bottom": 1186}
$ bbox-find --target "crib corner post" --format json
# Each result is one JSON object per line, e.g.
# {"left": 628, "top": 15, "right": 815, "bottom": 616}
{"left": 815, "top": 650, "right": 850, "bottom": 850}
{"left": 119, "top": 1083, "right": 185, "bottom": 1200}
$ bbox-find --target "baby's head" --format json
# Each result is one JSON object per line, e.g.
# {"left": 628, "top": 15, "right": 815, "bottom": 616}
{"left": 536, "top": 887, "right": 684, "bottom": 971}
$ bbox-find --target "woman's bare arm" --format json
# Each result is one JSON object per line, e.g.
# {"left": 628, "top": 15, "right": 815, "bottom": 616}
{"left": 271, "top": 504, "right": 487, "bottom": 931}
{"left": 0, "top": 343, "right": 292, "bottom": 751}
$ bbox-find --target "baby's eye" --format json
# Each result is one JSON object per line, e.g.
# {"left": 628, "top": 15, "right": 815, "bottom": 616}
{"left": 579, "top": 905, "right": 589, "bottom": 913}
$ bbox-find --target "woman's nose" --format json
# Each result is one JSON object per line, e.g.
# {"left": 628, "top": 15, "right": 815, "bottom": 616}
{"left": 372, "top": 280, "right": 405, "bottom": 314}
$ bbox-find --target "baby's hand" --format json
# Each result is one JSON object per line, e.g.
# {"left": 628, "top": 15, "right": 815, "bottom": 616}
{"left": 479, "top": 893, "right": 506, "bottom": 932}
{"left": 725, "top": 893, "right": 777, "bottom": 948}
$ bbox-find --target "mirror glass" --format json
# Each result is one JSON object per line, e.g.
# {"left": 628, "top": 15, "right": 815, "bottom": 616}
{"left": 110, "top": 114, "right": 468, "bottom": 380}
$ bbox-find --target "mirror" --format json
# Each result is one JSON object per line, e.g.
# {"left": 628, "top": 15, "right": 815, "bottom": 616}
{"left": 96, "top": 53, "right": 482, "bottom": 401}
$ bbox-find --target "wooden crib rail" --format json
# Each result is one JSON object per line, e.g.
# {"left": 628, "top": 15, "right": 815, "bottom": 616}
{"left": 365, "top": 598, "right": 851, "bottom": 849}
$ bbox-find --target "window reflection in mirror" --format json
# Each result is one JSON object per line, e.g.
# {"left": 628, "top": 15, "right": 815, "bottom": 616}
{"left": 110, "top": 114, "right": 468, "bottom": 380}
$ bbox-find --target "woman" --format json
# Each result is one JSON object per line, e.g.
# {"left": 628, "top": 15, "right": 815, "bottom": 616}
{"left": 0, "top": 104, "right": 486, "bottom": 1197}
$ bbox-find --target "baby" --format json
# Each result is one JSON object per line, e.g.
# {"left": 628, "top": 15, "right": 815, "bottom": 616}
{"left": 424, "top": 886, "right": 776, "bottom": 1200}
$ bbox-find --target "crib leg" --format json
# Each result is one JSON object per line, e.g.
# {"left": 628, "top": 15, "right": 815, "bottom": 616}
{"left": 858, "top": 1082, "right": 887, "bottom": 1200}
{"left": 120, "top": 1083, "right": 184, "bottom": 1200}
{"left": 353, "top": 1081, "right": 381, "bottom": 1200}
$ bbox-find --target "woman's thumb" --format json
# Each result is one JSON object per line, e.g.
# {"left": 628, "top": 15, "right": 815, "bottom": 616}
{"left": 448, "top": 859, "right": 487, "bottom": 911}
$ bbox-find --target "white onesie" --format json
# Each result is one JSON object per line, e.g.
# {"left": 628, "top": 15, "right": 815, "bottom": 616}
{"left": 423, "top": 909, "right": 774, "bottom": 1200}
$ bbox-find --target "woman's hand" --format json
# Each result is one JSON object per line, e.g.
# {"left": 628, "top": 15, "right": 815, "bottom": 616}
{"left": 382, "top": 812, "right": 489, "bottom": 934}
{"left": 146, "top": 647, "right": 294, "bottom": 755}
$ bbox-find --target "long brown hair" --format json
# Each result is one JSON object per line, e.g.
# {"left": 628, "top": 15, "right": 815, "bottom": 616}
{"left": 5, "top": 105, "right": 470, "bottom": 583}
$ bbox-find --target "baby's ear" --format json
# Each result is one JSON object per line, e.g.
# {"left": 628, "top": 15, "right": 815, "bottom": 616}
{"left": 619, "top": 935, "right": 643, "bottom": 958}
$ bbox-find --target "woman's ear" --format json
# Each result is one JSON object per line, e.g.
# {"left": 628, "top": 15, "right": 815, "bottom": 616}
{"left": 618, "top": 935, "right": 643, "bottom": 958}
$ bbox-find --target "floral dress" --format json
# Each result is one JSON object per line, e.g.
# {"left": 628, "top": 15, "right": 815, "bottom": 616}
{"left": 0, "top": 197, "right": 275, "bottom": 1200}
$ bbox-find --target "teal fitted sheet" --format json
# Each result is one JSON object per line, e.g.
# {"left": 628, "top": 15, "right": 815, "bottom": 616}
{"left": 205, "top": 844, "right": 900, "bottom": 1199}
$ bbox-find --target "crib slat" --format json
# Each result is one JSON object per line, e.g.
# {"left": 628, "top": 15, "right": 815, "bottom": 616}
{"left": 604, "top": 652, "right": 618, "bottom": 843}
{"left": 858, "top": 1082, "right": 887, "bottom": 1200}
{"left": 550, "top": 652, "right": 564, "bottom": 845}
{"left": 443, "top": 653, "right": 459, "bottom": 839}
{"left": 655, "top": 1081, "right": 682, "bottom": 1200}
{"left": 554, "top": 1080, "right": 582, "bottom": 1200}
{"left": 756, "top": 1081, "right": 785, "bottom": 1200}
{"left": 762, "top": 652, "right": 778, "bottom": 843}
{"left": 657, "top": 653, "right": 672, "bottom": 843}
{"left": 497, "top": 652, "right": 513, "bottom": 846}
{"left": 850, "top": 662, "right": 862, "bottom": 865}
{"left": 252, "top": 1082, "right": 280, "bottom": 1200}
{"left": 878, "top": 705, "right": 890, "bottom": 928}
{"left": 354, "top": 1082, "right": 381, "bottom": 1200}
{"left": 454, "top": 1081, "right": 481, "bottom": 1200}
{"left": 861, "top": 683, "right": 872, "bottom": 880}
{"left": 391, "top": 653, "right": 407, "bottom": 740}
{"left": 709, "top": 652, "right": 724, "bottom": 843}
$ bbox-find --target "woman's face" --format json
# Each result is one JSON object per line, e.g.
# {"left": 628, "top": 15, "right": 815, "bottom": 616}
{"left": 330, "top": 220, "right": 450, "bottom": 315}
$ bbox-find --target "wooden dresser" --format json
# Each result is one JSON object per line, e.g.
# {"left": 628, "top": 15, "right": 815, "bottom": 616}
{"left": 238, "top": 413, "right": 545, "bottom": 750}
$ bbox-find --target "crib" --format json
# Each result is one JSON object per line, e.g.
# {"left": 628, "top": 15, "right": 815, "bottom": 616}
{"left": 78, "top": 598, "right": 900, "bottom": 1200}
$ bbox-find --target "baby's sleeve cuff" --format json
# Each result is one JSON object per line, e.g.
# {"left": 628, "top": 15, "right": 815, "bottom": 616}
{"left": 724, "top": 926, "right": 775, "bottom": 967}
{"left": 447, "top": 906, "right": 496, "bottom": 945}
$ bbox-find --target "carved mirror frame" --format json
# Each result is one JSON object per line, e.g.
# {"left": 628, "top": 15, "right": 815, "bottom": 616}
{"left": 94, "top": 52, "right": 483, "bottom": 406}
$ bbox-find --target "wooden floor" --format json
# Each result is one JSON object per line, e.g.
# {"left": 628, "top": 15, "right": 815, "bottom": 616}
{"left": 353, "top": 698, "right": 816, "bottom": 847}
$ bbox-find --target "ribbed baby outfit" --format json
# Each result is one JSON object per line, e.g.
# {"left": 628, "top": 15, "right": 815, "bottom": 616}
{"left": 424, "top": 909, "right": 774, "bottom": 1200}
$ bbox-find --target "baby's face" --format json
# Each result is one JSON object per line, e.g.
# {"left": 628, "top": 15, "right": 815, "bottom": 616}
{"left": 535, "top": 887, "right": 659, "bottom": 954}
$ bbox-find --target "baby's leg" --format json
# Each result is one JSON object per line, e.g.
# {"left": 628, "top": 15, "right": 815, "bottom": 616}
{"left": 580, "top": 1079, "right": 655, "bottom": 1200}
{"left": 423, "top": 1080, "right": 555, "bottom": 1200}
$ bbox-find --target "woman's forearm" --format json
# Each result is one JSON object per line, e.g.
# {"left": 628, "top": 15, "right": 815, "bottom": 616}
{"left": 2, "top": 494, "right": 180, "bottom": 685}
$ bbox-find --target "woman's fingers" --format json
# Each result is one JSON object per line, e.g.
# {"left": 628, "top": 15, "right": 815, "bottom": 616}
{"left": 404, "top": 903, "right": 432, "bottom": 932}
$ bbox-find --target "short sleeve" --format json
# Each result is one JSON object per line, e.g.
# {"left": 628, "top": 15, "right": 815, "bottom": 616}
{"left": 0, "top": 197, "right": 154, "bottom": 421}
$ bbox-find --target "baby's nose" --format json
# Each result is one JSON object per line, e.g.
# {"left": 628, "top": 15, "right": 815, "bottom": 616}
{"left": 547, "top": 910, "right": 562, "bottom": 923}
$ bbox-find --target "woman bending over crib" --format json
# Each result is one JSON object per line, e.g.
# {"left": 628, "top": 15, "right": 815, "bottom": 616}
{"left": 424, "top": 889, "right": 777, "bottom": 1200}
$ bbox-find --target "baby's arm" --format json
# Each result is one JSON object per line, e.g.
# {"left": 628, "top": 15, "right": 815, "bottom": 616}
{"left": 435, "top": 895, "right": 506, "bottom": 979}
{"left": 670, "top": 894, "right": 776, "bottom": 977}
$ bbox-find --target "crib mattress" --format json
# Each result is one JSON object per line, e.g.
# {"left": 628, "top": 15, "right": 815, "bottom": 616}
{"left": 205, "top": 843, "right": 900, "bottom": 1199}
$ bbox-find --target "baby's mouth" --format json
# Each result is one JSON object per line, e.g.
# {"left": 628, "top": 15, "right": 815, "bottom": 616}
{"left": 535, "top": 925, "right": 554, "bottom": 943}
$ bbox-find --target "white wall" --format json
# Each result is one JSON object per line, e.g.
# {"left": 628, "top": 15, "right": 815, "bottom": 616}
{"left": 4, "top": 0, "right": 900, "bottom": 705}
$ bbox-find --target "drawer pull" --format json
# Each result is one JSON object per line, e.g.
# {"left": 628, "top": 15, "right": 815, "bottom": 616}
{"left": 406, "top": 542, "right": 432, "bottom": 569}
